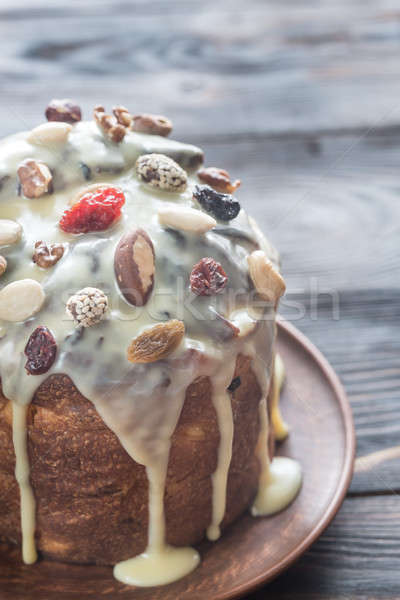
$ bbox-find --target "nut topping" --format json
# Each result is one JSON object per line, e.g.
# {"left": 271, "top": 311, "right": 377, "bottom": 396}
{"left": 247, "top": 250, "right": 286, "bottom": 307}
{"left": 127, "top": 319, "right": 185, "bottom": 363}
{"left": 27, "top": 122, "right": 72, "bottom": 145}
{"left": 66, "top": 287, "right": 108, "bottom": 328}
{"left": 17, "top": 159, "right": 52, "bottom": 199}
{"left": 0, "top": 219, "right": 22, "bottom": 246}
{"left": 132, "top": 114, "right": 173, "bottom": 137}
{"left": 136, "top": 153, "right": 187, "bottom": 192}
{"left": 113, "top": 105, "right": 133, "bottom": 128}
{"left": 114, "top": 228, "right": 155, "bottom": 306}
{"left": 0, "top": 256, "right": 7, "bottom": 277}
{"left": 94, "top": 105, "right": 127, "bottom": 143}
{"left": 198, "top": 167, "right": 241, "bottom": 194}
{"left": 24, "top": 326, "right": 57, "bottom": 375}
{"left": 0, "top": 279, "right": 45, "bottom": 322}
{"left": 158, "top": 205, "right": 216, "bottom": 234}
{"left": 33, "top": 241, "right": 65, "bottom": 269}
{"left": 45, "top": 98, "right": 81, "bottom": 123}
{"left": 190, "top": 257, "right": 228, "bottom": 296}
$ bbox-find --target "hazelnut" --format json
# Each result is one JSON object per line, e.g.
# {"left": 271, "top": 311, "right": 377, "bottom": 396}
{"left": 45, "top": 98, "right": 82, "bottom": 123}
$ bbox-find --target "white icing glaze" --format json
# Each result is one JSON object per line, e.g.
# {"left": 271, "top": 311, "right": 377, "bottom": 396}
{"left": 271, "top": 353, "right": 289, "bottom": 441}
{"left": 12, "top": 403, "right": 37, "bottom": 565}
{"left": 0, "top": 119, "right": 298, "bottom": 586}
{"left": 251, "top": 457, "right": 302, "bottom": 517}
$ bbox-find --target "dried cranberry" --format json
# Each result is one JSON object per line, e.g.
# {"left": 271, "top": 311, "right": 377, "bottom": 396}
{"left": 59, "top": 187, "right": 125, "bottom": 233}
{"left": 24, "top": 326, "right": 57, "bottom": 375}
{"left": 190, "top": 257, "right": 228, "bottom": 296}
{"left": 193, "top": 185, "right": 241, "bottom": 222}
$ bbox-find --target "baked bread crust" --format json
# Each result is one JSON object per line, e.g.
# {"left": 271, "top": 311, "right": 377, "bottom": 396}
{"left": 0, "top": 354, "right": 274, "bottom": 565}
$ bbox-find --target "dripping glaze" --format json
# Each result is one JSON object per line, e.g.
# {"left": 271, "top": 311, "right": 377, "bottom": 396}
{"left": 0, "top": 119, "right": 301, "bottom": 586}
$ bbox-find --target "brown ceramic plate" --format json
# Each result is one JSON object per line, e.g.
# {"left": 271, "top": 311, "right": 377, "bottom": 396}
{"left": 0, "top": 320, "right": 355, "bottom": 600}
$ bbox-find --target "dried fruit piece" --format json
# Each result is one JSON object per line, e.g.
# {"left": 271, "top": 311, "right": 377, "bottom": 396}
{"left": 45, "top": 98, "right": 81, "bottom": 123}
{"left": 198, "top": 167, "right": 241, "bottom": 194}
{"left": 228, "top": 376, "right": 241, "bottom": 392}
{"left": 158, "top": 204, "right": 216, "bottom": 234}
{"left": 59, "top": 186, "right": 125, "bottom": 233}
{"left": 127, "top": 320, "right": 185, "bottom": 363}
{"left": 247, "top": 250, "right": 286, "bottom": 306}
{"left": 66, "top": 287, "right": 108, "bottom": 327}
{"left": 24, "top": 326, "right": 57, "bottom": 375}
{"left": 193, "top": 185, "right": 241, "bottom": 221}
{"left": 27, "top": 122, "right": 72, "bottom": 145}
{"left": 0, "top": 256, "right": 7, "bottom": 277}
{"left": 0, "top": 219, "right": 22, "bottom": 246}
{"left": 114, "top": 228, "right": 155, "bottom": 306}
{"left": 113, "top": 105, "right": 133, "bottom": 128}
{"left": 190, "top": 257, "right": 228, "bottom": 296}
{"left": 136, "top": 153, "right": 187, "bottom": 192}
{"left": 94, "top": 105, "right": 126, "bottom": 143}
{"left": 132, "top": 114, "right": 173, "bottom": 137}
{"left": 17, "top": 159, "right": 52, "bottom": 199}
{"left": 33, "top": 241, "right": 65, "bottom": 268}
{"left": 0, "top": 279, "right": 45, "bottom": 322}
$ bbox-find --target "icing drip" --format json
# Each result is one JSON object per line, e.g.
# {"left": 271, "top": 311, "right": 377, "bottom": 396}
{"left": 12, "top": 403, "right": 37, "bottom": 565}
{"left": 206, "top": 360, "right": 236, "bottom": 541}
{"left": 252, "top": 351, "right": 302, "bottom": 517}
{"left": 271, "top": 353, "right": 289, "bottom": 441}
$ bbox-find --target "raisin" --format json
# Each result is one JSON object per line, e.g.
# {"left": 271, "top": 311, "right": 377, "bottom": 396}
{"left": 228, "top": 376, "right": 241, "bottom": 392}
{"left": 190, "top": 257, "right": 228, "bottom": 296}
{"left": 59, "top": 187, "right": 125, "bottom": 233}
{"left": 24, "top": 326, "right": 57, "bottom": 375}
{"left": 193, "top": 185, "right": 241, "bottom": 222}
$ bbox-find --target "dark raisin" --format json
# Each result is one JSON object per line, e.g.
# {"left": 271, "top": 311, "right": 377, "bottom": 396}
{"left": 190, "top": 257, "right": 228, "bottom": 296}
{"left": 228, "top": 376, "right": 241, "bottom": 392}
{"left": 80, "top": 162, "right": 92, "bottom": 181}
{"left": 24, "top": 326, "right": 57, "bottom": 375}
{"left": 193, "top": 184, "right": 241, "bottom": 222}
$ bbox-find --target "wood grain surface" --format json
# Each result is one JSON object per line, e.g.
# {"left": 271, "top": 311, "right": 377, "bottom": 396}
{"left": 0, "top": 1, "right": 399, "bottom": 598}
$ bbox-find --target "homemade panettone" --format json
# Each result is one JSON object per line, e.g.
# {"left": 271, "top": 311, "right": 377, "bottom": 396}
{"left": 0, "top": 101, "right": 301, "bottom": 587}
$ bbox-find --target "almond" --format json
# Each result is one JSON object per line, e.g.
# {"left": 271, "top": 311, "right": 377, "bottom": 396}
{"left": 247, "top": 250, "right": 286, "bottom": 307}
{"left": 27, "top": 122, "right": 72, "bottom": 145}
{"left": 114, "top": 228, "right": 155, "bottom": 306}
{"left": 0, "top": 219, "right": 22, "bottom": 246}
{"left": 158, "top": 205, "right": 216, "bottom": 234}
{"left": 127, "top": 319, "right": 185, "bottom": 363}
{"left": 0, "top": 279, "right": 45, "bottom": 322}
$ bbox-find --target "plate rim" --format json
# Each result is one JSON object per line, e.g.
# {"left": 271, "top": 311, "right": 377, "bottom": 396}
{"left": 221, "top": 318, "right": 356, "bottom": 600}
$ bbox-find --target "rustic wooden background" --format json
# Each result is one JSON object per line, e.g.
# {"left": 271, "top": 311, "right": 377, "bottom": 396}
{"left": 1, "top": 0, "right": 399, "bottom": 597}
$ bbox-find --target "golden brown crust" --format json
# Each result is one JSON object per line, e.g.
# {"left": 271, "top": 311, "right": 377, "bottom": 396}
{"left": 0, "top": 354, "right": 274, "bottom": 565}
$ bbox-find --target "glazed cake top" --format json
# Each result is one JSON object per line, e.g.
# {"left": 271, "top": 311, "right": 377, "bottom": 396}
{"left": 0, "top": 103, "right": 282, "bottom": 408}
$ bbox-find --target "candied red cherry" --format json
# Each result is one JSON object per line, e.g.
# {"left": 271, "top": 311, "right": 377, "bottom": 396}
{"left": 25, "top": 326, "right": 57, "bottom": 375}
{"left": 190, "top": 257, "right": 228, "bottom": 296}
{"left": 59, "top": 186, "right": 125, "bottom": 234}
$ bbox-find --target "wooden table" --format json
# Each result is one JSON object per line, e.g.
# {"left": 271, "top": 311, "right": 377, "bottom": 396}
{"left": 1, "top": 1, "right": 399, "bottom": 597}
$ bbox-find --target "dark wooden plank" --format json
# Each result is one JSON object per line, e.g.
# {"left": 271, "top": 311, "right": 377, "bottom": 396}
{"left": 1, "top": 0, "right": 400, "bottom": 138}
{"left": 247, "top": 495, "right": 400, "bottom": 599}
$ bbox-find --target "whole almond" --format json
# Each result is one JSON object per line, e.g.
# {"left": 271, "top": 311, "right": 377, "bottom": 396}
{"left": 198, "top": 167, "right": 241, "bottom": 194}
{"left": 127, "top": 319, "right": 185, "bottom": 363}
{"left": 0, "top": 219, "right": 22, "bottom": 246}
{"left": 114, "top": 228, "right": 155, "bottom": 306}
{"left": 247, "top": 250, "right": 286, "bottom": 307}
{"left": 0, "top": 279, "right": 45, "bottom": 322}
{"left": 27, "top": 122, "right": 72, "bottom": 145}
{"left": 158, "top": 205, "right": 216, "bottom": 234}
